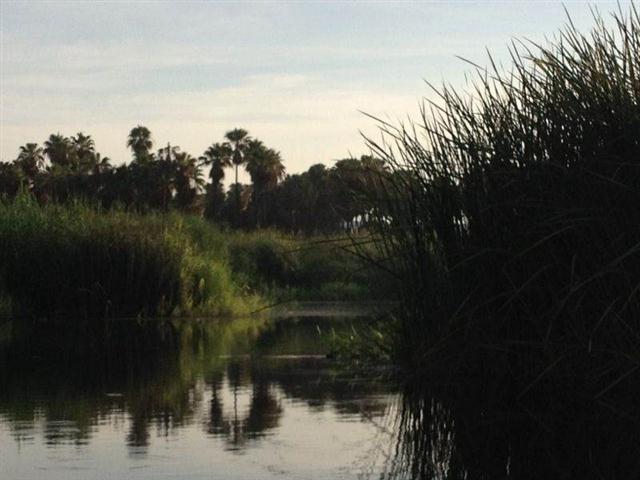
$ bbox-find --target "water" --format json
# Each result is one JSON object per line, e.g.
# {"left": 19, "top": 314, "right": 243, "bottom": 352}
{"left": 0, "top": 306, "right": 397, "bottom": 480}
{"left": 3, "top": 305, "right": 640, "bottom": 479}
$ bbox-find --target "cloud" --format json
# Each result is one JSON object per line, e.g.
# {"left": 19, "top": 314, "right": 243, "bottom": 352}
{"left": 1, "top": 71, "right": 423, "bottom": 178}
{"left": 6, "top": 0, "right": 621, "bottom": 175}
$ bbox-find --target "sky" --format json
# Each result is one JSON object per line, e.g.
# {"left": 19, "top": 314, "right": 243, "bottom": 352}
{"left": 0, "top": 0, "right": 631, "bottom": 183}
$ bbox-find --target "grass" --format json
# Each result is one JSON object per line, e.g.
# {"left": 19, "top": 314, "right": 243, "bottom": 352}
{"left": 227, "top": 230, "right": 390, "bottom": 302}
{"left": 0, "top": 196, "right": 259, "bottom": 318}
{"left": 362, "top": 4, "right": 640, "bottom": 396}
{"left": 0, "top": 196, "right": 385, "bottom": 320}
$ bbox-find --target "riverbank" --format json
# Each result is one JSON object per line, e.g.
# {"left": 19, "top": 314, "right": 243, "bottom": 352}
{"left": 0, "top": 197, "right": 388, "bottom": 320}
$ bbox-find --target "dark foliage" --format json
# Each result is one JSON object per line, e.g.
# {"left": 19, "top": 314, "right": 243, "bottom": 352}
{"left": 365, "top": 5, "right": 640, "bottom": 400}
{"left": 2, "top": 127, "right": 382, "bottom": 234}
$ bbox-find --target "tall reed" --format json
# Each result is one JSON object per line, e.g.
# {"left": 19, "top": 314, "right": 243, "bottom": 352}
{"left": 0, "top": 197, "right": 381, "bottom": 319}
{"left": 0, "top": 197, "right": 258, "bottom": 318}
{"left": 365, "top": 5, "right": 640, "bottom": 390}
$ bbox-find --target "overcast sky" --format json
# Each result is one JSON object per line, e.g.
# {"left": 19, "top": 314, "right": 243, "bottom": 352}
{"left": 0, "top": 1, "right": 629, "bottom": 182}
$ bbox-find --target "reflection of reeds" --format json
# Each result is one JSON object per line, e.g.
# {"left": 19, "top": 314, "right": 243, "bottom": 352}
{"left": 379, "top": 377, "right": 640, "bottom": 479}
{"left": 0, "top": 318, "right": 395, "bottom": 458}
{"left": 386, "top": 388, "right": 460, "bottom": 480}
{"left": 364, "top": 5, "right": 640, "bottom": 392}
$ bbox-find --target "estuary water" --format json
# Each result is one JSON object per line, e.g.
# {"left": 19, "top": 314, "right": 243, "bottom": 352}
{"left": 0, "top": 304, "right": 398, "bottom": 480}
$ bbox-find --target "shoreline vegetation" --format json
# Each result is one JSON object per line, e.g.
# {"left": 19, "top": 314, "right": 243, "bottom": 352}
{"left": 0, "top": 197, "right": 388, "bottom": 320}
{"left": 0, "top": 2, "right": 637, "bottom": 395}
{"left": 345, "top": 7, "right": 640, "bottom": 476}
{"left": 361, "top": 6, "right": 640, "bottom": 391}
{"left": 0, "top": 110, "right": 393, "bottom": 322}
{"left": 1, "top": 4, "right": 640, "bottom": 479}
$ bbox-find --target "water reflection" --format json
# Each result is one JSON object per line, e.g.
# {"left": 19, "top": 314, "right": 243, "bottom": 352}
{"left": 0, "top": 314, "right": 395, "bottom": 479}
{"left": 378, "top": 375, "right": 640, "bottom": 479}
{"left": 4, "top": 314, "right": 638, "bottom": 478}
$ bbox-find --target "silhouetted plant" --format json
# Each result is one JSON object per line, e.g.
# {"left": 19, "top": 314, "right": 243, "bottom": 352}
{"left": 364, "top": 5, "right": 640, "bottom": 396}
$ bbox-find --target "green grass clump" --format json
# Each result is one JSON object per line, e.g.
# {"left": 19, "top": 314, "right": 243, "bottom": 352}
{"left": 0, "top": 197, "right": 386, "bottom": 319}
{"left": 227, "top": 231, "right": 390, "bottom": 301}
{"left": 0, "top": 197, "right": 260, "bottom": 318}
{"left": 228, "top": 230, "right": 293, "bottom": 290}
{"left": 365, "top": 6, "right": 640, "bottom": 389}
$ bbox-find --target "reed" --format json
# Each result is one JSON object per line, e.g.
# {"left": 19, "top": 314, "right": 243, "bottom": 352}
{"left": 0, "top": 196, "right": 259, "bottom": 318}
{"left": 365, "top": 5, "right": 640, "bottom": 392}
{"left": 228, "top": 230, "right": 389, "bottom": 300}
{"left": 0, "top": 197, "right": 382, "bottom": 319}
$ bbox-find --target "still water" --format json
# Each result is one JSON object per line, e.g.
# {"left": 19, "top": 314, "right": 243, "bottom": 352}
{"left": 0, "top": 305, "right": 398, "bottom": 480}
{"left": 3, "top": 304, "right": 640, "bottom": 479}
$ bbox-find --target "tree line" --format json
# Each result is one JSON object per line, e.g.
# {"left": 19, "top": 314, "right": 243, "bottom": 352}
{"left": 0, "top": 126, "right": 386, "bottom": 234}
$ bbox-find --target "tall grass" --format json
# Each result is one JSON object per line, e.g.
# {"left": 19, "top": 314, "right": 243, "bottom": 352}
{"left": 0, "top": 196, "right": 259, "bottom": 318}
{"left": 228, "top": 231, "right": 390, "bottom": 301}
{"left": 0, "top": 197, "right": 384, "bottom": 319}
{"left": 365, "top": 5, "right": 640, "bottom": 391}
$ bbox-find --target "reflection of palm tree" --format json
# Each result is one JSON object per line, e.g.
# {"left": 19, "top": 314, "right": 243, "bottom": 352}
{"left": 227, "top": 361, "right": 243, "bottom": 447}
{"left": 207, "top": 380, "right": 230, "bottom": 436}
{"left": 245, "top": 380, "right": 282, "bottom": 437}
{"left": 126, "top": 414, "right": 150, "bottom": 451}
{"left": 205, "top": 362, "right": 282, "bottom": 449}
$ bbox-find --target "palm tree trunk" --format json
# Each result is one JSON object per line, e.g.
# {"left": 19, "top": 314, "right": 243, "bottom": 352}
{"left": 235, "top": 163, "right": 240, "bottom": 216}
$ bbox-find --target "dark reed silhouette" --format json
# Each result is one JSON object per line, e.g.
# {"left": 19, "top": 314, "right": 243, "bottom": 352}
{"left": 359, "top": 13, "right": 640, "bottom": 476}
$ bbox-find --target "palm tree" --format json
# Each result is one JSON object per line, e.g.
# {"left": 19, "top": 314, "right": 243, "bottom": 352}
{"left": 156, "top": 142, "right": 180, "bottom": 162}
{"left": 71, "top": 132, "right": 96, "bottom": 172}
{"left": 71, "top": 132, "right": 94, "bottom": 157}
{"left": 223, "top": 128, "right": 251, "bottom": 218}
{"left": 44, "top": 133, "right": 73, "bottom": 169}
{"left": 200, "top": 142, "right": 232, "bottom": 186}
{"left": 127, "top": 125, "right": 153, "bottom": 163}
{"left": 245, "top": 140, "right": 285, "bottom": 192}
{"left": 244, "top": 139, "right": 286, "bottom": 227}
{"left": 224, "top": 128, "right": 250, "bottom": 187}
{"left": 150, "top": 143, "right": 181, "bottom": 211}
{"left": 224, "top": 183, "right": 252, "bottom": 227}
{"left": 92, "top": 153, "right": 112, "bottom": 175}
{"left": 201, "top": 143, "right": 232, "bottom": 220}
{"left": 174, "top": 151, "right": 204, "bottom": 211}
{"left": 15, "top": 143, "right": 45, "bottom": 180}
{"left": 0, "top": 162, "right": 23, "bottom": 199}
